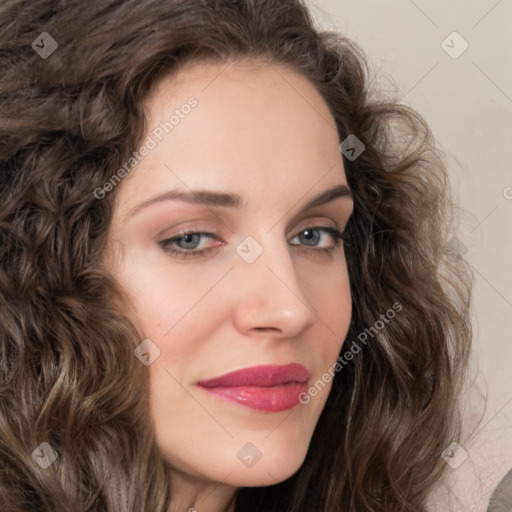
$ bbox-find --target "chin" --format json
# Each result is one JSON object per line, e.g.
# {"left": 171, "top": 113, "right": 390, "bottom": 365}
{"left": 224, "top": 464, "right": 305, "bottom": 488}
{"left": 221, "top": 440, "right": 309, "bottom": 488}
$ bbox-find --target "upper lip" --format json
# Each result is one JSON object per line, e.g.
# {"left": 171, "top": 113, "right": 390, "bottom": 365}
{"left": 197, "top": 363, "right": 310, "bottom": 388}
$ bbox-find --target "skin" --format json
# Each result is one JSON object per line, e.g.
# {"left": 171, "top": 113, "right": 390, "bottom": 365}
{"left": 103, "top": 57, "right": 353, "bottom": 512}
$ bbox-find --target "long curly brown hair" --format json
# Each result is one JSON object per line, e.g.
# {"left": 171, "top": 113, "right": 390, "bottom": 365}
{"left": 0, "top": 0, "right": 473, "bottom": 510}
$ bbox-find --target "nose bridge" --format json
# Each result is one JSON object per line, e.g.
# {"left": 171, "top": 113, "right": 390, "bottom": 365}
{"left": 231, "top": 232, "right": 317, "bottom": 334}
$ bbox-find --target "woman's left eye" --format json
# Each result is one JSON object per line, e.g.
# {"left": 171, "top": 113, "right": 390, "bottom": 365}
{"left": 158, "top": 226, "right": 347, "bottom": 259}
{"left": 289, "top": 226, "right": 346, "bottom": 251}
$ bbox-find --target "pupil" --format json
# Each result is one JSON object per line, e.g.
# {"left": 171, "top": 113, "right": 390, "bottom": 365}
{"left": 302, "top": 229, "right": 318, "bottom": 245}
{"left": 180, "top": 234, "right": 199, "bottom": 248}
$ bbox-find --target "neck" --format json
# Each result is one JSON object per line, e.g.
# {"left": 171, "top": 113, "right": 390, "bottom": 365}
{"left": 166, "top": 468, "right": 238, "bottom": 512}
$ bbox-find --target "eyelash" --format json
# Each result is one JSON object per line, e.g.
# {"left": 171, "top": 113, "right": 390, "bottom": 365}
{"left": 157, "top": 226, "right": 350, "bottom": 260}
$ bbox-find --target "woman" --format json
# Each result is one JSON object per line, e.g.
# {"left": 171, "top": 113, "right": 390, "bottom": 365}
{"left": 0, "top": 0, "right": 473, "bottom": 510}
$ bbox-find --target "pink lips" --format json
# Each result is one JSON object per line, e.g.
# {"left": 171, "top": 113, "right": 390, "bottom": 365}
{"left": 197, "top": 363, "right": 309, "bottom": 412}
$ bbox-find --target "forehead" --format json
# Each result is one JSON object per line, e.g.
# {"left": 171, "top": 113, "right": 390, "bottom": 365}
{"left": 145, "top": 56, "right": 334, "bottom": 118}
{"left": 115, "top": 58, "right": 346, "bottom": 215}
{"left": 142, "top": 56, "right": 339, "bottom": 151}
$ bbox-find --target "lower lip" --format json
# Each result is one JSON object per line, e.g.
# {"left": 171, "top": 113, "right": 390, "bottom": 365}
{"left": 198, "top": 383, "right": 307, "bottom": 412}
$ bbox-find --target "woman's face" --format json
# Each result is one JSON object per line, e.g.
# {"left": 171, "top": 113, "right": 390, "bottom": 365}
{"left": 103, "top": 58, "right": 353, "bottom": 489}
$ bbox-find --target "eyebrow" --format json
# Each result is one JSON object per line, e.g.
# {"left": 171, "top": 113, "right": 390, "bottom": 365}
{"left": 127, "top": 183, "right": 352, "bottom": 219}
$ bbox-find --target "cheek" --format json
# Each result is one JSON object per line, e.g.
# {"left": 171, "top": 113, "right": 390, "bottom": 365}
{"left": 111, "top": 247, "right": 204, "bottom": 334}
{"left": 123, "top": 264, "right": 230, "bottom": 379}
{"left": 307, "top": 261, "right": 352, "bottom": 357}
{"left": 295, "top": 269, "right": 351, "bottom": 418}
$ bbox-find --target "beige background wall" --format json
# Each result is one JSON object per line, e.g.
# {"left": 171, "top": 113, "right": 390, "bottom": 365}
{"left": 309, "top": 1, "right": 512, "bottom": 510}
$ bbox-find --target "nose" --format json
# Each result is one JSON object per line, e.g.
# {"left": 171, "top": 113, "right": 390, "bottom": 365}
{"left": 231, "top": 237, "right": 318, "bottom": 339}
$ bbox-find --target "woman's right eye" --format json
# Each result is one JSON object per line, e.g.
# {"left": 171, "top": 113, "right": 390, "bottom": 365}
{"left": 158, "top": 231, "right": 223, "bottom": 259}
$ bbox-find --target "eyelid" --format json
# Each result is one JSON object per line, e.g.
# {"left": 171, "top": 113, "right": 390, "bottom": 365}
{"left": 156, "top": 215, "right": 347, "bottom": 242}
{"left": 155, "top": 219, "right": 219, "bottom": 239}
{"left": 157, "top": 221, "right": 349, "bottom": 261}
{"left": 160, "top": 227, "right": 342, "bottom": 258}
{"left": 287, "top": 216, "right": 341, "bottom": 237}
